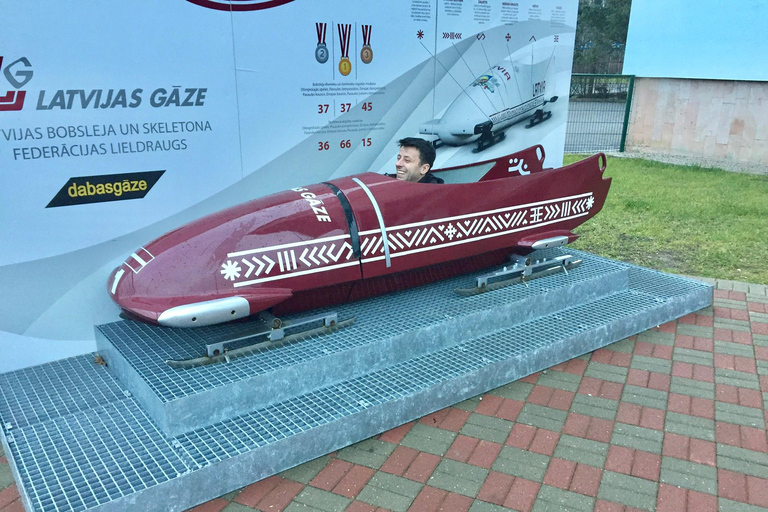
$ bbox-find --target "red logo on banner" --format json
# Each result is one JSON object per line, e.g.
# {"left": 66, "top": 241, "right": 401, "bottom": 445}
{"left": 185, "top": 0, "right": 295, "bottom": 11}
{"left": 0, "top": 55, "right": 33, "bottom": 112}
{"left": 0, "top": 90, "right": 26, "bottom": 111}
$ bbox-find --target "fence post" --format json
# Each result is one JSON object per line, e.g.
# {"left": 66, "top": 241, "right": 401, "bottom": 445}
{"left": 619, "top": 75, "right": 635, "bottom": 152}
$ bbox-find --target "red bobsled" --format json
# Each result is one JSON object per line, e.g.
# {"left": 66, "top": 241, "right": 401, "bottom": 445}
{"left": 108, "top": 146, "right": 610, "bottom": 327}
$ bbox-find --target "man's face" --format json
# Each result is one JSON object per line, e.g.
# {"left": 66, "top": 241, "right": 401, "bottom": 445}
{"left": 395, "top": 146, "right": 429, "bottom": 182}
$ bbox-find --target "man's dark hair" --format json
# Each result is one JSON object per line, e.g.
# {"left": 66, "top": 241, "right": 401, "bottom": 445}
{"left": 398, "top": 137, "right": 436, "bottom": 170}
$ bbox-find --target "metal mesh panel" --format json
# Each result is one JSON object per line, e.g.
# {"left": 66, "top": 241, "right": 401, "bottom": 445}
{"left": 570, "top": 249, "right": 711, "bottom": 299}
{"left": 565, "top": 74, "right": 633, "bottom": 153}
{"left": 97, "top": 249, "right": 626, "bottom": 404}
{"left": 176, "top": 289, "right": 660, "bottom": 467}
{"left": 6, "top": 400, "right": 189, "bottom": 512}
{"left": 0, "top": 356, "right": 125, "bottom": 430}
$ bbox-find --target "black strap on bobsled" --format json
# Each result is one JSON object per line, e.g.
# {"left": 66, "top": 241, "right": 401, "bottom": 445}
{"left": 322, "top": 182, "right": 361, "bottom": 259}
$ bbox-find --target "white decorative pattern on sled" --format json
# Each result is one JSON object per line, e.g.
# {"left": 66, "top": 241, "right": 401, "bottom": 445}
{"left": 222, "top": 192, "right": 594, "bottom": 286}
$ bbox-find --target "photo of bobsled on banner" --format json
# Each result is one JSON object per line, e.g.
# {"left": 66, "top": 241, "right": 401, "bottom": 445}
{"left": 420, "top": 41, "right": 561, "bottom": 155}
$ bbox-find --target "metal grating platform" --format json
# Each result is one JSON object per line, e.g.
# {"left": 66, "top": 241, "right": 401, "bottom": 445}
{"left": 0, "top": 250, "right": 713, "bottom": 512}
{"left": 96, "top": 249, "right": 631, "bottom": 436}
{"left": 0, "top": 356, "right": 125, "bottom": 430}
{"left": 7, "top": 400, "right": 190, "bottom": 512}
{"left": 99, "top": 249, "right": 625, "bottom": 402}
{"left": 174, "top": 289, "right": 679, "bottom": 468}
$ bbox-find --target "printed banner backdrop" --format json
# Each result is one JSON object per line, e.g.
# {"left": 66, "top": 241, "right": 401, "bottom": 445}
{"left": 0, "top": 0, "right": 577, "bottom": 372}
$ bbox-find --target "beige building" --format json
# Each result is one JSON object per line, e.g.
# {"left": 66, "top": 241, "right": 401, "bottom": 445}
{"left": 622, "top": 0, "right": 767, "bottom": 172}
{"left": 625, "top": 78, "right": 767, "bottom": 171}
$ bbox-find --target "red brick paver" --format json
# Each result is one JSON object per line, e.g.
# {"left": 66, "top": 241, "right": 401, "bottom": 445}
{"left": 187, "top": 498, "right": 229, "bottom": 512}
{"left": 657, "top": 483, "right": 717, "bottom": 512}
{"left": 380, "top": 422, "right": 415, "bottom": 444}
{"left": 334, "top": 465, "right": 376, "bottom": 499}
{"left": 216, "top": 475, "right": 304, "bottom": 512}
{"left": 0, "top": 486, "right": 20, "bottom": 511}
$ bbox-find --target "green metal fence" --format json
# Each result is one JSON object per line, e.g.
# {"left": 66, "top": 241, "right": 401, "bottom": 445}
{"left": 565, "top": 74, "right": 634, "bottom": 153}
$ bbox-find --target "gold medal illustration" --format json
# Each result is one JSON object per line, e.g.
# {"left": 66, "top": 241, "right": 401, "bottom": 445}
{"left": 337, "top": 23, "right": 352, "bottom": 76}
{"left": 339, "top": 56, "right": 352, "bottom": 76}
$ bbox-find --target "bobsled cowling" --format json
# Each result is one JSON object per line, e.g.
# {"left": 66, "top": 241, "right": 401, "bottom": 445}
{"left": 108, "top": 145, "right": 610, "bottom": 327}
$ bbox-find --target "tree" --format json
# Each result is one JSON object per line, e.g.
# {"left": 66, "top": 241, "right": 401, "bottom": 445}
{"left": 573, "top": 0, "right": 632, "bottom": 74}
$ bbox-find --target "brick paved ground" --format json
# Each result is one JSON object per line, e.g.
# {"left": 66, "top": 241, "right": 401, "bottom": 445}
{"left": 2, "top": 277, "right": 767, "bottom": 512}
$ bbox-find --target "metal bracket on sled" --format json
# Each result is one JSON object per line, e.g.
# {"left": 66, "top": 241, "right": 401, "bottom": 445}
{"left": 206, "top": 311, "right": 339, "bottom": 357}
{"left": 455, "top": 254, "right": 582, "bottom": 297}
{"left": 473, "top": 120, "right": 506, "bottom": 153}
{"left": 167, "top": 311, "right": 354, "bottom": 369}
{"left": 525, "top": 109, "right": 553, "bottom": 128}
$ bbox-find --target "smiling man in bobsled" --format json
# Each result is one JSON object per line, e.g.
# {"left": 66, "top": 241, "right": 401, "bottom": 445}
{"left": 385, "top": 137, "right": 444, "bottom": 184}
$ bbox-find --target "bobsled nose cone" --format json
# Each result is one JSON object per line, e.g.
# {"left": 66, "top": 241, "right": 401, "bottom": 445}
{"left": 107, "top": 265, "right": 137, "bottom": 314}
{"left": 108, "top": 265, "right": 131, "bottom": 299}
{"left": 106, "top": 265, "right": 160, "bottom": 324}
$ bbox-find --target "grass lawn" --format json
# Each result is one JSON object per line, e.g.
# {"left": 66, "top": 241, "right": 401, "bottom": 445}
{"left": 564, "top": 154, "right": 768, "bottom": 285}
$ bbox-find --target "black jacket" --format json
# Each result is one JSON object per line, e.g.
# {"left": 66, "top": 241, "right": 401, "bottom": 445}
{"left": 418, "top": 171, "right": 444, "bottom": 184}
{"left": 384, "top": 172, "right": 444, "bottom": 184}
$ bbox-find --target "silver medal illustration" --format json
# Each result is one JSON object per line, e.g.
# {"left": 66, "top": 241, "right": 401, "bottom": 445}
{"left": 316, "top": 42, "right": 329, "bottom": 63}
